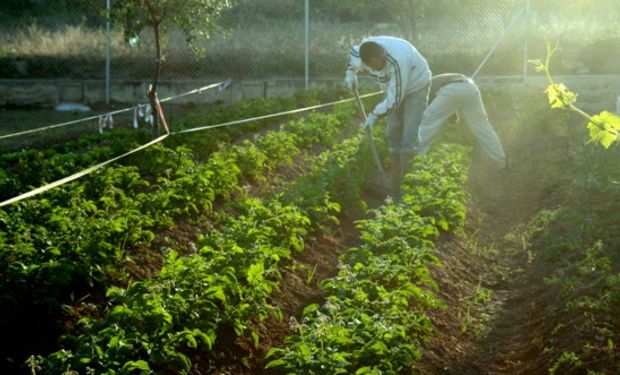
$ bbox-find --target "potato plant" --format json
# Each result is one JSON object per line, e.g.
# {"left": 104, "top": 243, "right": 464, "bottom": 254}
{"left": 266, "top": 145, "right": 470, "bottom": 374}
{"left": 28, "top": 107, "right": 380, "bottom": 374}
{"left": 0, "top": 99, "right": 360, "bottom": 373}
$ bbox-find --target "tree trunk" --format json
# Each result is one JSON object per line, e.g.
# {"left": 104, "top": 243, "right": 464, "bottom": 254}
{"left": 148, "top": 22, "right": 162, "bottom": 139}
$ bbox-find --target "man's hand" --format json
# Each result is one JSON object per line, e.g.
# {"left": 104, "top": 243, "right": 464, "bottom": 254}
{"left": 363, "top": 113, "right": 378, "bottom": 130}
{"left": 345, "top": 71, "right": 358, "bottom": 91}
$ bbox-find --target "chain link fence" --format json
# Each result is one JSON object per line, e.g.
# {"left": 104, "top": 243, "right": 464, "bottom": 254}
{"left": 0, "top": 1, "right": 106, "bottom": 79}
{"left": 0, "top": 0, "right": 619, "bottom": 83}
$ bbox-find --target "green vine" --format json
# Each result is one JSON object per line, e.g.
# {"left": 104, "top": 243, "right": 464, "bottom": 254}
{"left": 530, "top": 42, "right": 620, "bottom": 149}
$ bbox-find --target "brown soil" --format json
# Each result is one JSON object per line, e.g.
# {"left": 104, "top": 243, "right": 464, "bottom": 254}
{"left": 197, "top": 216, "right": 359, "bottom": 374}
{"left": 413, "top": 133, "right": 571, "bottom": 375}
{"left": 50, "top": 116, "right": 359, "bottom": 371}
{"left": 191, "top": 132, "right": 575, "bottom": 375}
{"left": 50, "top": 104, "right": 585, "bottom": 374}
{"left": 143, "top": 128, "right": 576, "bottom": 375}
{"left": 170, "top": 101, "right": 594, "bottom": 375}
{"left": 190, "top": 184, "right": 389, "bottom": 374}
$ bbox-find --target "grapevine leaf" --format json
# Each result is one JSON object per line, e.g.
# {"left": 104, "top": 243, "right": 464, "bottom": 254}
{"left": 528, "top": 58, "right": 546, "bottom": 73}
{"left": 587, "top": 111, "right": 620, "bottom": 149}
{"left": 545, "top": 83, "right": 577, "bottom": 109}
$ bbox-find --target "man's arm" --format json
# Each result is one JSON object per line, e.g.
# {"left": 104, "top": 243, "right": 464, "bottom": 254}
{"left": 344, "top": 45, "right": 365, "bottom": 90}
{"left": 370, "top": 57, "right": 406, "bottom": 118}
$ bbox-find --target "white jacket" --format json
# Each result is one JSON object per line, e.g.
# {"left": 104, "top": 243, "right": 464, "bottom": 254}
{"left": 346, "top": 36, "right": 431, "bottom": 118}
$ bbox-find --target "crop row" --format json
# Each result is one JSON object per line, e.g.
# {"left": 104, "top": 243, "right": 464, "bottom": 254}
{"left": 28, "top": 109, "right": 379, "bottom": 374}
{"left": 0, "top": 100, "right": 360, "bottom": 372}
{"left": 521, "top": 145, "right": 620, "bottom": 374}
{"left": 266, "top": 144, "right": 470, "bottom": 374}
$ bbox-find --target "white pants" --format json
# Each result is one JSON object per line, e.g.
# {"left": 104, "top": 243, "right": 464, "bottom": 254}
{"left": 418, "top": 79, "right": 506, "bottom": 166}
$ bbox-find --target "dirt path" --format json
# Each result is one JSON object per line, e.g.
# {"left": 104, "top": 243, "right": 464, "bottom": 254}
{"left": 415, "top": 135, "right": 570, "bottom": 374}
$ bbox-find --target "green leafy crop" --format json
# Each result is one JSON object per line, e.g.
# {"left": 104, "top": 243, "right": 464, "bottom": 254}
{"left": 267, "top": 144, "right": 470, "bottom": 374}
{"left": 23, "top": 98, "right": 375, "bottom": 374}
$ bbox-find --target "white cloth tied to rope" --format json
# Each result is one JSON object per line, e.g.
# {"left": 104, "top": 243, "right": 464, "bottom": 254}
{"left": 98, "top": 113, "right": 114, "bottom": 134}
{"left": 133, "top": 104, "right": 152, "bottom": 128}
{"left": 218, "top": 79, "right": 232, "bottom": 92}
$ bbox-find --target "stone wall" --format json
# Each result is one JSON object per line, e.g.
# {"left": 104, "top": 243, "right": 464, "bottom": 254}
{"left": 0, "top": 76, "right": 618, "bottom": 113}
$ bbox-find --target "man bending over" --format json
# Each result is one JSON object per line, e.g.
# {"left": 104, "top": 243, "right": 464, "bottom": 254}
{"left": 345, "top": 36, "right": 431, "bottom": 195}
{"left": 418, "top": 74, "right": 507, "bottom": 169}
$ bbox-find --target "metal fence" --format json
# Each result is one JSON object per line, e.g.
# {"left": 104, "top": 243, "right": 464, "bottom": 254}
{"left": 1, "top": 0, "right": 619, "bottom": 96}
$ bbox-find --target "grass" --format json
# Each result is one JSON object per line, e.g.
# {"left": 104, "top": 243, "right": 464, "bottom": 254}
{"left": 0, "top": 24, "right": 107, "bottom": 58}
